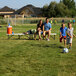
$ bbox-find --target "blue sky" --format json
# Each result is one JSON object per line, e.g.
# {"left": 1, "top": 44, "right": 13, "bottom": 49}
{"left": 0, "top": 0, "right": 60, "bottom": 9}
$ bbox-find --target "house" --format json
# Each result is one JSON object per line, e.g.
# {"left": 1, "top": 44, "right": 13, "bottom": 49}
{"left": 0, "top": 6, "right": 15, "bottom": 18}
{"left": 0, "top": 5, "right": 42, "bottom": 18}
{"left": 14, "top": 4, "right": 42, "bottom": 17}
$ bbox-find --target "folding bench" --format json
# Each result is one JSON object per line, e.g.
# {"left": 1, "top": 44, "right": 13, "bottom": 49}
{"left": 50, "top": 33, "right": 57, "bottom": 40}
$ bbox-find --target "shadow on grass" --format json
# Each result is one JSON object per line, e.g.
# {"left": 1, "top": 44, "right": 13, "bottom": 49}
{"left": 30, "top": 43, "right": 62, "bottom": 49}
{"left": 0, "top": 38, "right": 64, "bottom": 50}
{"left": 0, "top": 38, "right": 36, "bottom": 40}
{"left": 59, "top": 46, "right": 64, "bottom": 49}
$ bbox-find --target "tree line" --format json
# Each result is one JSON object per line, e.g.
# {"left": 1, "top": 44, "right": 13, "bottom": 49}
{"left": 42, "top": 0, "right": 76, "bottom": 17}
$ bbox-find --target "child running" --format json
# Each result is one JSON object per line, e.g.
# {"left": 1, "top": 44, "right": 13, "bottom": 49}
{"left": 67, "top": 23, "right": 76, "bottom": 49}
{"left": 60, "top": 23, "right": 67, "bottom": 48}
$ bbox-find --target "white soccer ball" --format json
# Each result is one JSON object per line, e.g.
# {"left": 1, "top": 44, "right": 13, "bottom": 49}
{"left": 63, "top": 48, "right": 69, "bottom": 53}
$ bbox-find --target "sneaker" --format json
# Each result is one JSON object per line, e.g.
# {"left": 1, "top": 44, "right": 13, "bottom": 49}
{"left": 39, "top": 38, "right": 41, "bottom": 41}
{"left": 69, "top": 46, "right": 72, "bottom": 49}
{"left": 46, "top": 38, "right": 50, "bottom": 41}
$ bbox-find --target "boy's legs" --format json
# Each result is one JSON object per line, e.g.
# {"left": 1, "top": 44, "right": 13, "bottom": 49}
{"left": 48, "top": 30, "right": 51, "bottom": 39}
{"left": 67, "top": 38, "right": 70, "bottom": 48}
{"left": 70, "top": 43, "right": 72, "bottom": 47}
{"left": 44, "top": 30, "right": 50, "bottom": 40}
{"left": 64, "top": 36, "right": 66, "bottom": 48}
{"left": 60, "top": 37, "right": 63, "bottom": 42}
{"left": 69, "top": 38, "right": 73, "bottom": 49}
{"left": 64, "top": 39, "right": 66, "bottom": 48}
{"left": 67, "top": 38, "right": 72, "bottom": 49}
{"left": 60, "top": 36, "right": 66, "bottom": 48}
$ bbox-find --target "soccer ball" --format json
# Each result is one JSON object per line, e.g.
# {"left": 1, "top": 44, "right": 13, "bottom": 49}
{"left": 63, "top": 48, "right": 69, "bottom": 53}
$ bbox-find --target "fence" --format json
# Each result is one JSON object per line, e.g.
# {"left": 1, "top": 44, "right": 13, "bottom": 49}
{"left": 0, "top": 17, "right": 75, "bottom": 26}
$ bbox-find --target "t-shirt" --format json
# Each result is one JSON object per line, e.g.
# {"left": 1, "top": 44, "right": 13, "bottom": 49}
{"left": 60, "top": 27, "right": 67, "bottom": 36}
{"left": 67, "top": 28, "right": 74, "bottom": 38}
{"left": 44, "top": 22, "right": 52, "bottom": 31}
{"left": 37, "top": 23, "right": 43, "bottom": 31}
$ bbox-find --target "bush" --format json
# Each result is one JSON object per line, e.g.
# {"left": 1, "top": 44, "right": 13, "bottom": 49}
{"left": 0, "top": 20, "right": 7, "bottom": 25}
{"left": 30, "top": 20, "right": 39, "bottom": 24}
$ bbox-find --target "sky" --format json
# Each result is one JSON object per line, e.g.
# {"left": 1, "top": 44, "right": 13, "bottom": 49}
{"left": 0, "top": 0, "right": 60, "bottom": 9}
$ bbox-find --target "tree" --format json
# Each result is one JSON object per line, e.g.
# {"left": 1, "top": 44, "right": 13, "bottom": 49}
{"left": 71, "top": 0, "right": 75, "bottom": 9}
{"left": 62, "top": 0, "right": 75, "bottom": 9}
{"left": 55, "top": 3, "right": 70, "bottom": 17}
{"left": 62, "top": 0, "right": 76, "bottom": 17}
{"left": 42, "top": 1, "right": 76, "bottom": 17}
{"left": 42, "top": 4, "right": 48, "bottom": 17}
{"left": 47, "top": 2, "right": 57, "bottom": 17}
{"left": 60, "top": 0, "right": 63, "bottom": 3}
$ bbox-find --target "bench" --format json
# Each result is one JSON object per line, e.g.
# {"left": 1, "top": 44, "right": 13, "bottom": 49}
{"left": 7, "top": 33, "right": 57, "bottom": 40}
{"left": 35, "top": 33, "right": 57, "bottom": 40}
{"left": 7, "top": 33, "right": 26, "bottom": 39}
{"left": 7, "top": 33, "right": 35, "bottom": 39}
{"left": 50, "top": 33, "right": 57, "bottom": 40}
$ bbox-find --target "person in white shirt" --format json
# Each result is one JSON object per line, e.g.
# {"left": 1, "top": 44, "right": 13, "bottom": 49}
{"left": 67, "top": 23, "right": 76, "bottom": 49}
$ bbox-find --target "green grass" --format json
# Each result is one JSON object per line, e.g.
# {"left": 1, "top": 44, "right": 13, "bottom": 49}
{"left": 0, "top": 23, "right": 76, "bottom": 76}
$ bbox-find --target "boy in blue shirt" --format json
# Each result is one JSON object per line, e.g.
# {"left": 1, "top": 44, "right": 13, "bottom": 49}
{"left": 60, "top": 23, "right": 67, "bottom": 48}
{"left": 43, "top": 18, "right": 52, "bottom": 41}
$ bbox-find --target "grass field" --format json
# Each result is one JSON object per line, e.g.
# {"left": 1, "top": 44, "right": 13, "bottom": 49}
{"left": 0, "top": 22, "right": 76, "bottom": 76}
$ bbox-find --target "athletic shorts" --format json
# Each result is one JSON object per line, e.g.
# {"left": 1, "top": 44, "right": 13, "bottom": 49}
{"left": 41, "top": 31, "right": 43, "bottom": 34}
{"left": 60, "top": 36, "right": 66, "bottom": 42}
{"left": 27, "top": 30, "right": 32, "bottom": 34}
{"left": 67, "top": 38, "right": 73, "bottom": 44}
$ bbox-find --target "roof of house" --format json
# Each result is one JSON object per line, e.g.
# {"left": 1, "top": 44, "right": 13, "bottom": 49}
{"left": 0, "top": 6, "right": 15, "bottom": 12}
{"left": 14, "top": 4, "right": 42, "bottom": 16}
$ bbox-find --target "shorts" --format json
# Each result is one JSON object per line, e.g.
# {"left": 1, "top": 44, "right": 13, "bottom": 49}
{"left": 44, "top": 31, "right": 51, "bottom": 35}
{"left": 67, "top": 38, "right": 73, "bottom": 44}
{"left": 36, "top": 31, "right": 43, "bottom": 34}
{"left": 27, "top": 30, "right": 32, "bottom": 34}
{"left": 60, "top": 36, "right": 66, "bottom": 42}
{"left": 41, "top": 31, "right": 43, "bottom": 34}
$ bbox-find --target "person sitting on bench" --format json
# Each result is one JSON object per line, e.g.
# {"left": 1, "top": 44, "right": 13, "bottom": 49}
{"left": 35, "top": 19, "right": 44, "bottom": 40}
{"left": 43, "top": 18, "right": 52, "bottom": 41}
{"left": 23, "top": 29, "right": 36, "bottom": 35}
